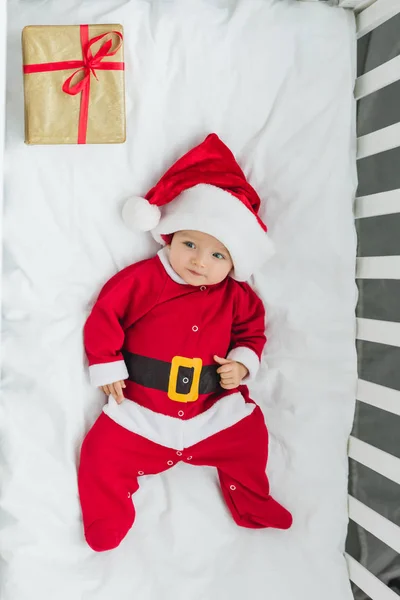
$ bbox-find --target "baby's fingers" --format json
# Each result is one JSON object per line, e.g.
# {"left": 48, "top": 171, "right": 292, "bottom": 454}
{"left": 112, "top": 381, "right": 125, "bottom": 404}
{"left": 220, "top": 370, "right": 234, "bottom": 381}
{"left": 220, "top": 381, "right": 238, "bottom": 390}
{"left": 216, "top": 364, "right": 233, "bottom": 375}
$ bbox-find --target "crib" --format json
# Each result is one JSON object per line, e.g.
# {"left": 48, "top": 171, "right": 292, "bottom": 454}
{"left": 0, "top": 1, "right": 399, "bottom": 599}
{"left": 345, "top": 0, "right": 400, "bottom": 598}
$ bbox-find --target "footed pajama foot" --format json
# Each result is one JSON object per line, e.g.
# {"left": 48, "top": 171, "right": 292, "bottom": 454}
{"left": 260, "top": 495, "right": 293, "bottom": 530}
{"left": 85, "top": 517, "right": 134, "bottom": 552}
{"left": 222, "top": 480, "right": 293, "bottom": 530}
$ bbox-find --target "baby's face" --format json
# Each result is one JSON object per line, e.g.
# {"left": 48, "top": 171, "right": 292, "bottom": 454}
{"left": 168, "top": 230, "right": 233, "bottom": 286}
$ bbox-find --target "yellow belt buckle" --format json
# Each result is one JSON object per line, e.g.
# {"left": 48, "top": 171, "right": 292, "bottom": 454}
{"left": 168, "top": 356, "right": 203, "bottom": 403}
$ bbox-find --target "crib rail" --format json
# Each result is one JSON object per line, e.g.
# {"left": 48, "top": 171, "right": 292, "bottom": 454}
{"left": 356, "top": 256, "right": 400, "bottom": 279}
{"left": 356, "top": 318, "right": 400, "bottom": 347}
{"left": 350, "top": 0, "right": 400, "bottom": 598}
{"left": 348, "top": 437, "right": 400, "bottom": 486}
{"left": 355, "top": 55, "right": 400, "bottom": 99}
{"left": 349, "top": 496, "right": 400, "bottom": 554}
{"left": 356, "top": 0, "right": 400, "bottom": 37}
{"left": 357, "top": 122, "right": 400, "bottom": 159}
{"left": 346, "top": 555, "right": 400, "bottom": 600}
{"left": 355, "top": 190, "right": 400, "bottom": 219}
{"left": 357, "top": 380, "right": 400, "bottom": 417}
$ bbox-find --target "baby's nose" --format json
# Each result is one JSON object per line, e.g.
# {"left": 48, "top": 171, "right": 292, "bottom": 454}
{"left": 197, "top": 255, "right": 207, "bottom": 267}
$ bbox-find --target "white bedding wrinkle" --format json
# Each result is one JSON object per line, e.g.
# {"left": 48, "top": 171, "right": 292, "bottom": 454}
{"left": 0, "top": 1, "right": 357, "bottom": 599}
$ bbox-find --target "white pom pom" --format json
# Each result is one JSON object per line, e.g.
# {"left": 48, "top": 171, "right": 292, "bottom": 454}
{"left": 122, "top": 196, "right": 161, "bottom": 232}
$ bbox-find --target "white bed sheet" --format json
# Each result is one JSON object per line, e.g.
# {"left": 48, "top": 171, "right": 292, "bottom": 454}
{"left": 1, "top": 1, "right": 358, "bottom": 599}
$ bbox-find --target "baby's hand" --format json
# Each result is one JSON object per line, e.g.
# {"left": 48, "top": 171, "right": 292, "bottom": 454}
{"left": 214, "top": 356, "right": 248, "bottom": 390}
{"left": 99, "top": 380, "right": 126, "bottom": 404}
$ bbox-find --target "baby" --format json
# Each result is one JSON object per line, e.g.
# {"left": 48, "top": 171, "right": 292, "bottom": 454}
{"left": 98, "top": 230, "right": 249, "bottom": 403}
{"left": 78, "top": 134, "right": 292, "bottom": 552}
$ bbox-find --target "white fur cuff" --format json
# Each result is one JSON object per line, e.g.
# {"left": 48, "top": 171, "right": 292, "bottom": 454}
{"left": 227, "top": 346, "right": 260, "bottom": 382}
{"left": 89, "top": 360, "right": 129, "bottom": 387}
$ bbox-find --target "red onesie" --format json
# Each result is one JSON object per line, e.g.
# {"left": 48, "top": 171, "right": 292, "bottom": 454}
{"left": 78, "top": 249, "right": 292, "bottom": 552}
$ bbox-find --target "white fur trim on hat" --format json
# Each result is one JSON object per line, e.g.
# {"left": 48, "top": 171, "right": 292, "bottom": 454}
{"left": 122, "top": 196, "right": 161, "bottom": 232}
{"left": 151, "top": 184, "right": 275, "bottom": 281}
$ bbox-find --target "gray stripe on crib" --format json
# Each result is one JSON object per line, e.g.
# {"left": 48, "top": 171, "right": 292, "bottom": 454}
{"left": 356, "top": 340, "right": 400, "bottom": 392}
{"left": 357, "top": 280, "right": 400, "bottom": 323}
{"left": 357, "top": 148, "right": 400, "bottom": 197}
{"left": 346, "top": 518, "right": 362, "bottom": 561}
{"left": 350, "top": 583, "right": 372, "bottom": 600}
{"left": 357, "top": 79, "right": 400, "bottom": 138}
{"left": 348, "top": 524, "right": 400, "bottom": 598}
{"left": 356, "top": 214, "right": 400, "bottom": 257}
{"left": 351, "top": 401, "right": 400, "bottom": 460}
{"left": 349, "top": 459, "right": 400, "bottom": 527}
{"left": 357, "top": 35, "right": 369, "bottom": 78}
{"left": 357, "top": 13, "right": 400, "bottom": 77}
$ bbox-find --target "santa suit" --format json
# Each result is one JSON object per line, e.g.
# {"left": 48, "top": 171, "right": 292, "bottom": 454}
{"left": 78, "top": 248, "right": 292, "bottom": 552}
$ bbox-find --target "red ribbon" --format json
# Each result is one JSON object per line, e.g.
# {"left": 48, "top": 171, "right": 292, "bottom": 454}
{"left": 23, "top": 25, "right": 125, "bottom": 144}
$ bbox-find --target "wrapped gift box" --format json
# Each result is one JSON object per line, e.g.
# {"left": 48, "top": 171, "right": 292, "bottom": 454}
{"left": 22, "top": 24, "right": 126, "bottom": 145}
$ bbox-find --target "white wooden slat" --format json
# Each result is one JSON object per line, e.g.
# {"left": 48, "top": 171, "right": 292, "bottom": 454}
{"left": 346, "top": 554, "right": 399, "bottom": 600}
{"left": 357, "top": 317, "right": 400, "bottom": 347}
{"left": 349, "top": 496, "right": 400, "bottom": 553}
{"left": 357, "top": 0, "right": 400, "bottom": 38}
{"left": 355, "top": 55, "right": 400, "bottom": 99}
{"left": 357, "top": 122, "right": 400, "bottom": 159}
{"left": 355, "top": 189, "right": 400, "bottom": 218}
{"left": 354, "top": 0, "right": 379, "bottom": 12}
{"left": 339, "top": 0, "right": 376, "bottom": 9}
{"left": 357, "top": 379, "right": 400, "bottom": 416}
{"left": 348, "top": 436, "right": 400, "bottom": 485}
{"left": 356, "top": 256, "right": 400, "bottom": 279}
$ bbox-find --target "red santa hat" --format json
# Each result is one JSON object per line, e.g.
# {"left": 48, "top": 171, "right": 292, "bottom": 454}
{"left": 122, "top": 133, "right": 274, "bottom": 281}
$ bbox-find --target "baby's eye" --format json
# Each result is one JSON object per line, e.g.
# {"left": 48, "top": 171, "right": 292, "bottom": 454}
{"left": 184, "top": 241, "right": 195, "bottom": 249}
{"left": 213, "top": 252, "right": 225, "bottom": 260}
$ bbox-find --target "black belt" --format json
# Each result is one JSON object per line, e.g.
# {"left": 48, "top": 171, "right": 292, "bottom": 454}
{"left": 123, "top": 351, "right": 220, "bottom": 402}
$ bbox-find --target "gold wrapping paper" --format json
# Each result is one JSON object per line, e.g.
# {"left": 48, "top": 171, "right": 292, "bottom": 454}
{"left": 22, "top": 24, "right": 126, "bottom": 145}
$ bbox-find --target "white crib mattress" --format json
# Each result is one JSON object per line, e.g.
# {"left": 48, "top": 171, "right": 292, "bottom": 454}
{"left": 1, "top": 1, "right": 357, "bottom": 599}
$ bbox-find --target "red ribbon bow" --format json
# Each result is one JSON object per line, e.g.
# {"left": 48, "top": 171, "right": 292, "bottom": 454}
{"left": 23, "top": 25, "right": 125, "bottom": 144}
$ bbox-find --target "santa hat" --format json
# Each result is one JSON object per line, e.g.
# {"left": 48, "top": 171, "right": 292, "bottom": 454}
{"left": 122, "top": 133, "right": 274, "bottom": 281}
